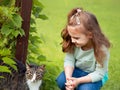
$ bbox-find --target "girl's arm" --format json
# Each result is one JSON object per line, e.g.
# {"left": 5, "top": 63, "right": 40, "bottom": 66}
{"left": 64, "top": 66, "right": 74, "bottom": 90}
{"left": 64, "top": 52, "right": 75, "bottom": 79}
{"left": 77, "top": 75, "right": 92, "bottom": 83}
{"left": 64, "top": 66, "right": 74, "bottom": 79}
{"left": 88, "top": 47, "right": 110, "bottom": 82}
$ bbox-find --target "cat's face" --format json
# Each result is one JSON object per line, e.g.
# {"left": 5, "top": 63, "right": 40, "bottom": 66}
{"left": 25, "top": 64, "right": 45, "bottom": 82}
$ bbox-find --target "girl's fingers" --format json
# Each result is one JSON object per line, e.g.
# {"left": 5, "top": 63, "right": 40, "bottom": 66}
{"left": 72, "top": 83, "right": 75, "bottom": 87}
{"left": 65, "top": 82, "right": 70, "bottom": 86}
{"left": 66, "top": 86, "right": 74, "bottom": 90}
{"left": 65, "top": 80, "right": 72, "bottom": 85}
{"left": 66, "top": 86, "right": 70, "bottom": 90}
{"left": 65, "top": 79, "right": 75, "bottom": 89}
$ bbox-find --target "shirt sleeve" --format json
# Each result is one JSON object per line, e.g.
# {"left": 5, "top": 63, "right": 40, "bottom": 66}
{"left": 88, "top": 47, "right": 110, "bottom": 82}
{"left": 64, "top": 53, "right": 75, "bottom": 68}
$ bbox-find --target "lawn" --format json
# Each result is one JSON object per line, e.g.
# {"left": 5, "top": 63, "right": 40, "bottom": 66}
{"left": 36, "top": 0, "right": 120, "bottom": 90}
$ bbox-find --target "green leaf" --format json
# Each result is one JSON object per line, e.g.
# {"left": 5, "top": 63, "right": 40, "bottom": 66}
{"left": 2, "top": 57, "right": 17, "bottom": 70}
{"left": 12, "top": 28, "right": 25, "bottom": 37}
{"left": 32, "top": 6, "right": 42, "bottom": 18}
{"left": 2, "top": 57, "right": 16, "bottom": 64}
{"left": 9, "top": 0, "right": 15, "bottom": 7}
{"left": 33, "top": 0, "right": 44, "bottom": 8}
{"left": 0, "top": 0, "right": 15, "bottom": 7}
{"left": 12, "top": 14, "right": 22, "bottom": 28}
{"left": 0, "top": 49, "right": 11, "bottom": 56}
{"left": 0, "top": 6, "right": 8, "bottom": 15}
{"left": 37, "top": 55, "right": 46, "bottom": 61}
{"left": 10, "top": 64, "right": 17, "bottom": 70}
{"left": 0, "top": 66, "right": 11, "bottom": 73}
{"left": 29, "top": 45, "right": 40, "bottom": 54}
{"left": 12, "top": 30, "right": 20, "bottom": 37}
{"left": 30, "top": 26, "right": 37, "bottom": 33}
{"left": 7, "top": 20, "right": 15, "bottom": 28}
{"left": 1, "top": 24, "right": 11, "bottom": 36}
{"left": 0, "top": 76, "right": 4, "bottom": 78}
{"left": 39, "top": 14, "right": 48, "bottom": 20}
{"left": 19, "top": 28, "right": 25, "bottom": 36}
{"left": 30, "top": 18, "right": 36, "bottom": 25}
{"left": 0, "top": 38, "right": 8, "bottom": 47}
{"left": 29, "top": 35, "right": 42, "bottom": 44}
{"left": 0, "top": 7, "right": 13, "bottom": 19}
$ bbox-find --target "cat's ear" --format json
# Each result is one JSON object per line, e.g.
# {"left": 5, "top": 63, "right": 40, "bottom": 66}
{"left": 26, "top": 63, "right": 30, "bottom": 70}
{"left": 38, "top": 64, "right": 45, "bottom": 70}
{"left": 40, "top": 64, "right": 46, "bottom": 69}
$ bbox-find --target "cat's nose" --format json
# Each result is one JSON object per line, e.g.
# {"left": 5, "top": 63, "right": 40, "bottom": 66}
{"left": 31, "top": 73, "right": 36, "bottom": 82}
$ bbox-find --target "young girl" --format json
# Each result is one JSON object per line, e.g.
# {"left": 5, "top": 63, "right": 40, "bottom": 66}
{"left": 56, "top": 7, "right": 111, "bottom": 90}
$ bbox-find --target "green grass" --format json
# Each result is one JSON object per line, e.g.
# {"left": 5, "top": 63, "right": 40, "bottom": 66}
{"left": 36, "top": 0, "right": 120, "bottom": 89}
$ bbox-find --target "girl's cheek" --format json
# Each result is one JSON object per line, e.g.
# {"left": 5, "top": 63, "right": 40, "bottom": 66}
{"left": 77, "top": 40, "right": 82, "bottom": 44}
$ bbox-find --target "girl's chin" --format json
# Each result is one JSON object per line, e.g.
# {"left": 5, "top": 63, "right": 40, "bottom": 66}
{"left": 75, "top": 44, "right": 81, "bottom": 47}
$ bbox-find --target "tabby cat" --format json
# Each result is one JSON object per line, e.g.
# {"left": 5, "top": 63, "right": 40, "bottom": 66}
{"left": 26, "top": 64, "right": 45, "bottom": 90}
{"left": 0, "top": 59, "right": 45, "bottom": 90}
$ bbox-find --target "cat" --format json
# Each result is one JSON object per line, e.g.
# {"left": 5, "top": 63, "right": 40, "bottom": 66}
{"left": 26, "top": 64, "right": 45, "bottom": 90}
{"left": 0, "top": 59, "right": 45, "bottom": 90}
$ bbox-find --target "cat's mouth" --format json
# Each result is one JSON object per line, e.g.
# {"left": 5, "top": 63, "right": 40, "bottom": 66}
{"left": 31, "top": 79, "right": 41, "bottom": 83}
{"left": 32, "top": 80, "right": 37, "bottom": 83}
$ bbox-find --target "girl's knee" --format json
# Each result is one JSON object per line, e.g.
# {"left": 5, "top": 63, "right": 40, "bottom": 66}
{"left": 77, "top": 82, "right": 102, "bottom": 90}
{"left": 56, "top": 71, "right": 66, "bottom": 90}
{"left": 56, "top": 79, "right": 65, "bottom": 90}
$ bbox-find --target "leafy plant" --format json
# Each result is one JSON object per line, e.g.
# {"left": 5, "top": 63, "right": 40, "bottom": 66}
{"left": 0, "top": 0, "right": 15, "bottom": 7}
{"left": 27, "top": 0, "right": 48, "bottom": 63}
{"left": 0, "top": 0, "right": 60, "bottom": 89}
{"left": 0, "top": 4, "right": 23, "bottom": 74}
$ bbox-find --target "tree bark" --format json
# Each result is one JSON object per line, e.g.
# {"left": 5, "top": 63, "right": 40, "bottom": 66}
{"left": 15, "top": 0, "right": 32, "bottom": 64}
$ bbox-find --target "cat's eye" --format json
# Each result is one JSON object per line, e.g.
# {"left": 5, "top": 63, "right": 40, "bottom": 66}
{"left": 26, "top": 72, "right": 30, "bottom": 75}
{"left": 36, "top": 71, "right": 40, "bottom": 75}
{"left": 26, "top": 70, "right": 32, "bottom": 75}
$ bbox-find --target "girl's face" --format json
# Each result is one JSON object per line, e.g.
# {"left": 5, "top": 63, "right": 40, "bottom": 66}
{"left": 67, "top": 25, "right": 92, "bottom": 48}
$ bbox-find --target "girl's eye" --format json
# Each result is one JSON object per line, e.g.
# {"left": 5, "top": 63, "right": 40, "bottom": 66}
{"left": 75, "top": 38, "right": 80, "bottom": 40}
{"left": 73, "top": 37, "right": 80, "bottom": 40}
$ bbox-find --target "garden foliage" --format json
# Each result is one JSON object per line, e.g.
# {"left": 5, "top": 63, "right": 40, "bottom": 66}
{"left": 0, "top": 0, "right": 59, "bottom": 89}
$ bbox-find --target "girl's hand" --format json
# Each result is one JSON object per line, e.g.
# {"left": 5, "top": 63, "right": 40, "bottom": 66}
{"left": 70, "top": 77, "right": 80, "bottom": 87}
{"left": 66, "top": 77, "right": 80, "bottom": 89}
{"left": 65, "top": 78, "right": 76, "bottom": 90}
{"left": 66, "top": 86, "right": 74, "bottom": 90}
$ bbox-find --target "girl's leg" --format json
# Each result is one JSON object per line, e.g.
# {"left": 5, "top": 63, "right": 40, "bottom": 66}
{"left": 56, "top": 68, "right": 102, "bottom": 90}
{"left": 56, "top": 68, "right": 88, "bottom": 90}
{"left": 76, "top": 80, "right": 102, "bottom": 90}
{"left": 72, "top": 68, "right": 102, "bottom": 90}
{"left": 56, "top": 71, "right": 66, "bottom": 90}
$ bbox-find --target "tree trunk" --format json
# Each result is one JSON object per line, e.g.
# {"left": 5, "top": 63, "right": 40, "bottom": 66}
{"left": 15, "top": 0, "right": 32, "bottom": 64}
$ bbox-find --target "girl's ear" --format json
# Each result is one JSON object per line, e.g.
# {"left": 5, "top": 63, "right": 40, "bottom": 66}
{"left": 26, "top": 63, "right": 30, "bottom": 70}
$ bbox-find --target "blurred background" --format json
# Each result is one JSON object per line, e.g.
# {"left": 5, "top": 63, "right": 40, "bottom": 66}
{"left": 36, "top": 0, "right": 120, "bottom": 90}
